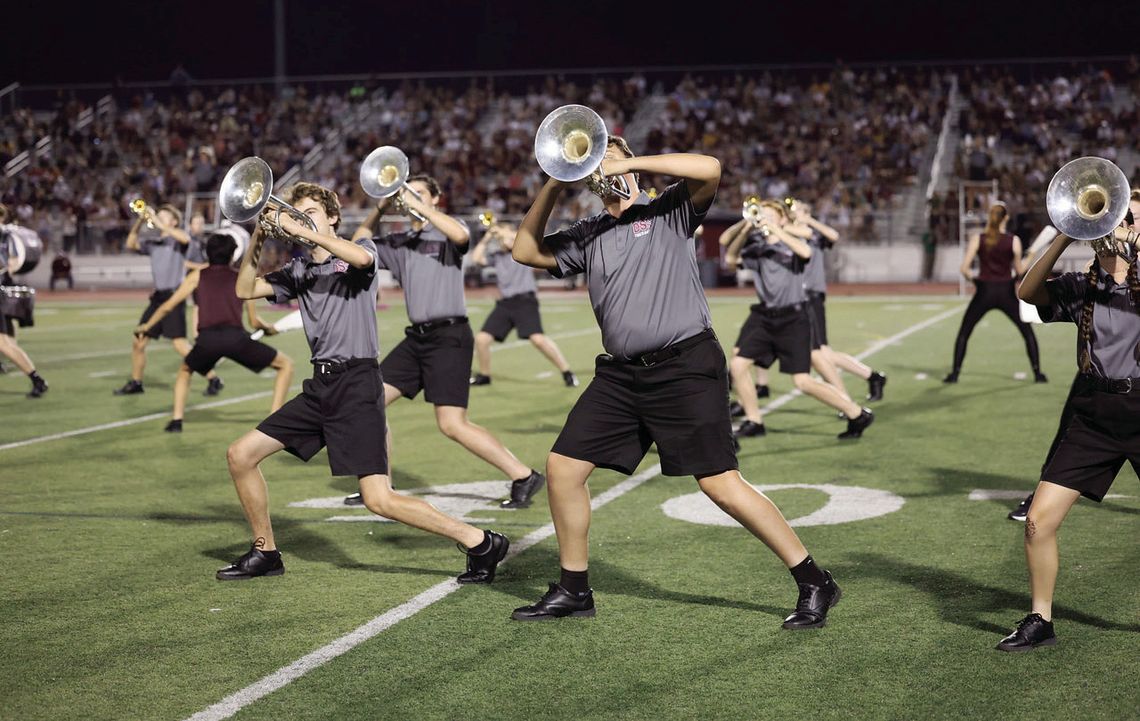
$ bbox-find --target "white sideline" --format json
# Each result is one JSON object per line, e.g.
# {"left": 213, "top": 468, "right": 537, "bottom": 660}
{"left": 183, "top": 304, "right": 960, "bottom": 721}
{"left": 1, "top": 326, "right": 600, "bottom": 452}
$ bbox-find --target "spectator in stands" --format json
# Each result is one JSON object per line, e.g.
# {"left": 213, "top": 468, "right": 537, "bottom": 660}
{"left": 49, "top": 248, "right": 73, "bottom": 290}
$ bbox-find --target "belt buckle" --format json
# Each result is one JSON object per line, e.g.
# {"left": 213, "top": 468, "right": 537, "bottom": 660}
{"left": 1122, "top": 378, "right": 1133, "bottom": 394}
{"left": 316, "top": 361, "right": 331, "bottom": 375}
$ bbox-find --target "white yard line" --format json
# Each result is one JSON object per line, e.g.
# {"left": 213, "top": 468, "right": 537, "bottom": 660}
{"left": 183, "top": 305, "right": 958, "bottom": 721}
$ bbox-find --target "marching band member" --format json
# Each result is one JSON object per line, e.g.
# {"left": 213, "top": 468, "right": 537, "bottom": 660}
{"left": 218, "top": 181, "right": 510, "bottom": 583}
{"left": 0, "top": 204, "right": 47, "bottom": 398}
{"left": 510, "top": 132, "right": 841, "bottom": 629}
{"left": 469, "top": 219, "right": 578, "bottom": 388}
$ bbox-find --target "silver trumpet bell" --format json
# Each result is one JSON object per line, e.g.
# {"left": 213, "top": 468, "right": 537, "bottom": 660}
{"left": 359, "top": 146, "right": 426, "bottom": 222}
{"left": 534, "top": 104, "right": 630, "bottom": 200}
{"left": 218, "top": 157, "right": 317, "bottom": 248}
{"left": 1046, "top": 156, "right": 1131, "bottom": 256}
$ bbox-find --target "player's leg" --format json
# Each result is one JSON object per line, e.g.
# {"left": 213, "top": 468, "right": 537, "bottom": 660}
{"left": 268, "top": 353, "right": 293, "bottom": 412}
{"left": 996, "top": 286, "right": 1045, "bottom": 382}
{"left": 945, "top": 287, "right": 990, "bottom": 382}
{"left": 0, "top": 331, "right": 46, "bottom": 398}
{"left": 434, "top": 404, "right": 532, "bottom": 480}
{"left": 731, "top": 354, "right": 765, "bottom": 426}
{"left": 810, "top": 348, "right": 852, "bottom": 401}
{"left": 473, "top": 330, "right": 495, "bottom": 380}
{"left": 166, "top": 363, "right": 193, "bottom": 432}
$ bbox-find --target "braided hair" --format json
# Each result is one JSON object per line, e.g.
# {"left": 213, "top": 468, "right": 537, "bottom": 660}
{"left": 1078, "top": 255, "right": 1140, "bottom": 373}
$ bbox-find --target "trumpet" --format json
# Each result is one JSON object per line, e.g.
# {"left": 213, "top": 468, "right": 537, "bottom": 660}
{"left": 534, "top": 104, "right": 631, "bottom": 200}
{"left": 478, "top": 210, "right": 496, "bottom": 228}
{"left": 359, "top": 146, "right": 426, "bottom": 223}
{"left": 130, "top": 199, "right": 155, "bottom": 229}
{"left": 782, "top": 196, "right": 798, "bottom": 219}
{"left": 742, "top": 195, "right": 763, "bottom": 225}
{"left": 1046, "top": 156, "right": 1133, "bottom": 258}
{"left": 218, "top": 157, "right": 317, "bottom": 248}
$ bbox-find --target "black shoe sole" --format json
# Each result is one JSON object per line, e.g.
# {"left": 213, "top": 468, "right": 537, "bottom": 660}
{"left": 1007, "top": 513, "right": 1028, "bottom": 522}
{"left": 500, "top": 500, "right": 532, "bottom": 509}
{"left": 995, "top": 636, "right": 1057, "bottom": 653}
{"left": 782, "top": 586, "right": 842, "bottom": 630}
{"left": 511, "top": 607, "right": 596, "bottom": 621}
{"left": 344, "top": 493, "right": 364, "bottom": 506}
{"left": 216, "top": 567, "right": 285, "bottom": 581}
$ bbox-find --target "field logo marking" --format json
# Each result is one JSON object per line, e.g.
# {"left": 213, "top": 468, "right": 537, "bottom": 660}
{"left": 662, "top": 483, "right": 905, "bottom": 528}
{"left": 288, "top": 481, "right": 510, "bottom": 523}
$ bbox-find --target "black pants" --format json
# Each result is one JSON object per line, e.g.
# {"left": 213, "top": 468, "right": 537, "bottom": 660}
{"left": 951, "top": 280, "right": 1040, "bottom": 374}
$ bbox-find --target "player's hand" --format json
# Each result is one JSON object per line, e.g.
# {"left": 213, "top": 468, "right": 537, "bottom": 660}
{"left": 262, "top": 324, "right": 279, "bottom": 336}
{"left": 599, "top": 158, "right": 631, "bottom": 178}
{"left": 134, "top": 324, "right": 149, "bottom": 338}
{"left": 277, "top": 212, "right": 309, "bottom": 238}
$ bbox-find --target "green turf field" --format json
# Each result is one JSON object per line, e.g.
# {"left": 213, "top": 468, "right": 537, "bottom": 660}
{"left": 2, "top": 294, "right": 1138, "bottom": 721}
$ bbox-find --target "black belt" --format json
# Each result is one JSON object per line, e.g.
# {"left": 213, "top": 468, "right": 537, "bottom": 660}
{"left": 504, "top": 291, "right": 537, "bottom": 300}
{"left": 753, "top": 302, "right": 805, "bottom": 318}
{"left": 406, "top": 316, "right": 468, "bottom": 336}
{"left": 1079, "top": 373, "right": 1140, "bottom": 394}
{"left": 312, "top": 357, "right": 378, "bottom": 376}
{"left": 806, "top": 291, "right": 826, "bottom": 301}
{"left": 622, "top": 329, "right": 716, "bottom": 367}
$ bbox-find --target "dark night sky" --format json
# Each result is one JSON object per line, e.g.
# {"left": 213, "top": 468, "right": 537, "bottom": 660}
{"left": 2, "top": 0, "right": 1127, "bottom": 86}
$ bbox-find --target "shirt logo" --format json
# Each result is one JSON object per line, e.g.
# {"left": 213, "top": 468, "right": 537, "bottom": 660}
{"left": 632, "top": 219, "right": 653, "bottom": 238}
{"left": 332, "top": 260, "right": 349, "bottom": 273}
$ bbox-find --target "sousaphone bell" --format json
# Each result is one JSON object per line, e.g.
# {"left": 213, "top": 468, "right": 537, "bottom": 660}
{"left": 359, "top": 146, "right": 427, "bottom": 222}
{"left": 534, "top": 104, "right": 631, "bottom": 200}
{"left": 218, "top": 157, "right": 317, "bottom": 249}
{"left": 1046, "top": 156, "right": 1133, "bottom": 258}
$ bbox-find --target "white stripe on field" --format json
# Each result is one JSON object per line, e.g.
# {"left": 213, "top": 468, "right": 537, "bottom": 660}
{"left": 183, "top": 464, "right": 661, "bottom": 721}
{"left": 183, "top": 305, "right": 955, "bottom": 721}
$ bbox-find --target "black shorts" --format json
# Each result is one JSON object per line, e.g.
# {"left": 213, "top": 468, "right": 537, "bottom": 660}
{"left": 551, "top": 330, "right": 738, "bottom": 478}
{"left": 257, "top": 359, "right": 388, "bottom": 477}
{"left": 807, "top": 292, "right": 828, "bottom": 349}
{"left": 0, "top": 309, "right": 13, "bottom": 336}
{"left": 1040, "top": 378, "right": 1140, "bottom": 501}
{"left": 380, "top": 321, "right": 473, "bottom": 408}
{"left": 184, "top": 326, "right": 278, "bottom": 376}
{"left": 734, "top": 304, "right": 812, "bottom": 374}
{"left": 139, "top": 290, "right": 187, "bottom": 340}
{"left": 481, "top": 293, "right": 543, "bottom": 341}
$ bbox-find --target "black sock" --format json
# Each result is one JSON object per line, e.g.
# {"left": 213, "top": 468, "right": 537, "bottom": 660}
{"left": 29, "top": 371, "right": 42, "bottom": 382}
{"left": 261, "top": 548, "right": 280, "bottom": 558}
{"left": 468, "top": 531, "right": 492, "bottom": 555}
{"left": 789, "top": 556, "right": 827, "bottom": 586}
{"left": 560, "top": 567, "right": 589, "bottom": 594}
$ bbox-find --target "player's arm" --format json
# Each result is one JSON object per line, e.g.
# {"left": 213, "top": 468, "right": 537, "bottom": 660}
{"left": 1018, "top": 233, "right": 1074, "bottom": 305}
{"left": 403, "top": 194, "right": 471, "bottom": 246}
{"left": 723, "top": 222, "right": 754, "bottom": 267}
{"left": 352, "top": 202, "right": 387, "bottom": 242}
{"left": 236, "top": 228, "right": 278, "bottom": 300}
{"left": 960, "top": 234, "right": 981, "bottom": 283}
{"left": 135, "top": 271, "right": 199, "bottom": 336}
{"left": 1011, "top": 236, "right": 1027, "bottom": 277}
{"left": 151, "top": 213, "right": 191, "bottom": 245}
{"left": 277, "top": 215, "right": 374, "bottom": 269}
{"left": 600, "top": 153, "right": 721, "bottom": 211}
{"left": 783, "top": 222, "right": 814, "bottom": 239}
{"left": 245, "top": 299, "right": 276, "bottom": 335}
{"left": 125, "top": 216, "right": 145, "bottom": 252}
{"left": 803, "top": 214, "right": 840, "bottom": 243}
{"left": 470, "top": 232, "right": 492, "bottom": 266}
{"left": 772, "top": 227, "right": 812, "bottom": 259}
{"left": 512, "top": 177, "right": 565, "bottom": 271}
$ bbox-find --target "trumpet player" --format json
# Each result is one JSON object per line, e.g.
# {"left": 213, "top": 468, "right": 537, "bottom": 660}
{"left": 0, "top": 204, "right": 48, "bottom": 398}
{"left": 342, "top": 174, "right": 546, "bottom": 512}
{"left": 219, "top": 181, "right": 510, "bottom": 584}
{"left": 113, "top": 202, "right": 223, "bottom": 396}
{"left": 510, "top": 132, "right": 842, "bottom": 630}
{"left": 469, "top": 218, "right": 578, "bottom": 388}
{"left": 721, "top": 200, "right": 874, "bottom": 440}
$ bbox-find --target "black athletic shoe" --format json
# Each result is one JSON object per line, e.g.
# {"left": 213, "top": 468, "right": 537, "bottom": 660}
{"left": 755, "top": 384, "right": 770, "bottom": 398}
{"left": 734, "top": 420, "right": 767, "bottom": 438}
{"left": 838, "top": 408, "right": 874, "bottom": 439}
{"left": 1008, "top": 493, "right": 1034, "bottom": 522}
{"left": 501, "top": 471, "right": 546, "bottom": 509}
{"left": 114, "top": 379, "right": 144, "bottom": 395}
{"left": 512, "top": 582, "right": 596, "bottom": 621}
{"left": 470, "top": 373, "right": 492, "bottom": 386}
{"left": 457, "top": 530, "right": 510, "bottom": 584}
{"left": 216, "top": 545, "right": 285, "bottom": 581}
{"left": 729, "top": 400, "right": 746, "bottom": 418}
{"left": 867, "top": 371, "right": 887, "bottom": 402}
{"left": 164, "top": 419, "right": 183, "bottom": 433}
{"left": 1034, "top": 372, "right": 1049, "bottom": 383}
{"left": 996, "top": 613, "right": 1057, "bottom": 652}
{"left": 27, "top": 376, "right": 48, "bottom": 398}
{"left": 782, "top": 571, "right": 842, "bottom": 629}
{"left": 562, "top": 370, "right": 580, "bottom": 387}
{"left": 204, "top": 376, "right": 224, "bottom": 396}
{"left": 344, "top": 492, "right": 363, "bottom": 506}
{"left": 942, "top": 372, "right": 959, "bottom": 384}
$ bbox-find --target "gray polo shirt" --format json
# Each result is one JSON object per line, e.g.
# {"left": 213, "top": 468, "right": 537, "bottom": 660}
{"left": 187, "top": 234, "right": 208, "bottom": 265}
{"left": 740, "top": 233, "right": 807, "bottom": 309}
{"left": 265, "top": 238, "right": 380, "bottom": 363}
{"left": 487, "top": 244, "right": 538, "bottom": 299}
{"left": 137, "top": 228, "right": 188, "bottom": 291}
{"left": 544, "top": 182, "right": 712, "bottom": 360}
{"left": 803, "top": 231, "right": 832, "bottom": 294}
{"left": 374, "top": 224, "right": 468, "bottom": 324}
{"left": 1039, "top": 267, "right": 1140, "bottom": 380}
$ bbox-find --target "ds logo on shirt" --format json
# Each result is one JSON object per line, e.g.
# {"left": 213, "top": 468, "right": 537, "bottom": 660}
{"left": 632, "top": 219, "right": 653, "bottom": 238}
{"left": 332, "top": 260, "right": 349, "bottom": 273}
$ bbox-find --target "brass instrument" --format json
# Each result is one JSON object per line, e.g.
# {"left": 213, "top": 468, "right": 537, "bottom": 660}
{"left": 478, "top": 210, "right": 496, "bottom": 228}
{"left": 130, "top": 199, "right": 155, "bottom": 229}
{"left": 534, "top": 104, "right": 631, "bottom": 200}
{"left": 1046, "top": 156, "right": 1133, "bottom": 258}
{"left": 359, "top": 146, "right": 427, "bottom": 223}
{"left": 218, "top": 157, "right": 317, "bottom": 249}
{"left": 742, "top": 195, "right": 763, "bottom": 224}
{"left": 782, "top": 196, "right": 798, "bottom": 219}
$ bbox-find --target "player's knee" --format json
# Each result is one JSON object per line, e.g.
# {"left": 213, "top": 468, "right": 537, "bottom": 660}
{"left": 361, "top": 488, "right": 398, "bottom": 519}
{"left": 729, "top": 356, "right": 752, "bottom": 375}
{"left": 226, "top": 438, "right": 259, "bottom": 470}
{"left": 437, "top": 415, "right": 466, "bottom": 440}
{"left": 475, "top": 332, "right": 493, "bottom": 348}
{"left": 792, "top": 373, "right": 813, "bottom": 391}
{"left": 528, "top": 333, "right": 545, "bottom": 345}
{"left": 274, "top": 353, "right": 293, "bottom": 370}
